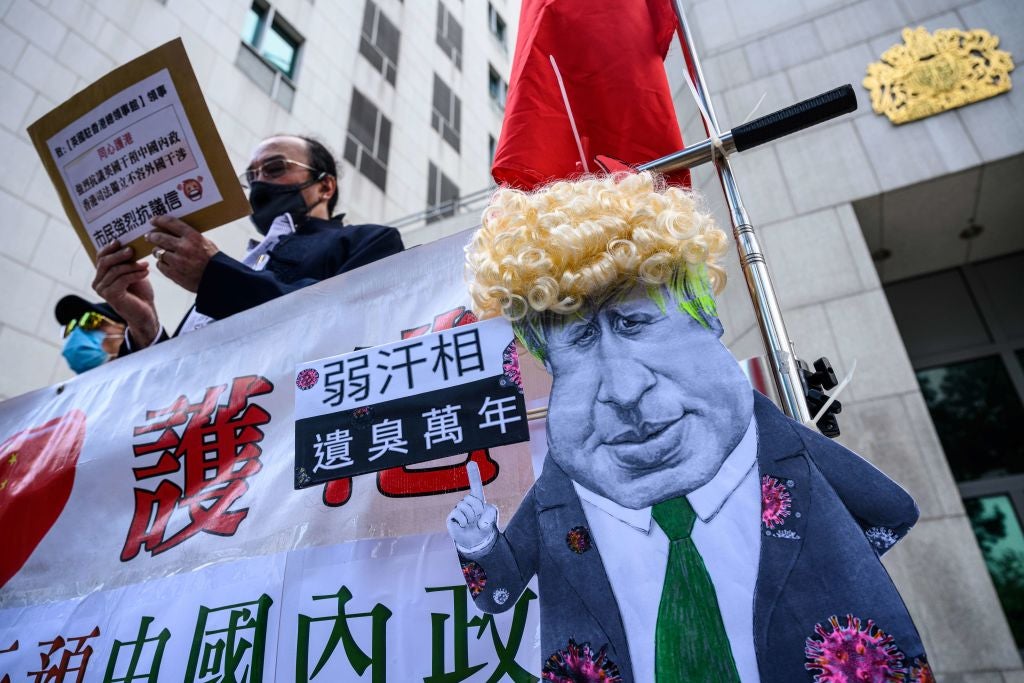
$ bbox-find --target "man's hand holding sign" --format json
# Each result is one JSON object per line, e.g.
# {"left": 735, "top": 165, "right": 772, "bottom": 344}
{"left": 92, "top": 214, "right": 217, "bottom": 347}
{"left": 91, "top": 240, "right": 161, "bottom": 347}
{"left": 145, "top": 215, "right": 219, "bottom": 292}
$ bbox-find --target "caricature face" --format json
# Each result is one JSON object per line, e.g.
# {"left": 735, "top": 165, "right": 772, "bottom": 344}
{"left": 543, "top": 287, "right": 754, "bottom": 509}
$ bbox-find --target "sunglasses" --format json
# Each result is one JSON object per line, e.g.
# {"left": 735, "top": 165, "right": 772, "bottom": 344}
{"left": 238, "top": 157, "right": 322, "bottom": 188}
{"left": 63, "top": 311, "right": 116, "bottom": 338}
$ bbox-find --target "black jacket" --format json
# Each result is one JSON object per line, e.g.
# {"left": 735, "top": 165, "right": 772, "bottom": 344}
{"left": 194, "top": 217, "right": 404, "bottom": 320}
{"left": 123, "top": 217, "right": 403, "bottom": 352}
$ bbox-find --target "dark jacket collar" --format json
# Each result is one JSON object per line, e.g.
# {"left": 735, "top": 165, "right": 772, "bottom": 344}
{"left": 752, "top": 391, "right": 806, "bottom": 464}
{"left": 295, "top": 214, "right": 342, "bottom": 234}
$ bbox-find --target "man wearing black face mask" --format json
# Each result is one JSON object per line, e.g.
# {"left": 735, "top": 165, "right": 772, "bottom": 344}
{"left": 92, "top": 135, "right": 404, "bottom": 350}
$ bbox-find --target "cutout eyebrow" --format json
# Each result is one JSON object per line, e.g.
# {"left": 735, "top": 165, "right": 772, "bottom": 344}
{"left": 603, "top": 297, "right": 652, "bottom": 316}
{"left": 545, "top": 311, "right": 594, "bottom": 345}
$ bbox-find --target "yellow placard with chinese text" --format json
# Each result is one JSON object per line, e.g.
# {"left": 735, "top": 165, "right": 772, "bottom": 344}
{"left": 27, "top": 38, "right": 250, "bottom": 263}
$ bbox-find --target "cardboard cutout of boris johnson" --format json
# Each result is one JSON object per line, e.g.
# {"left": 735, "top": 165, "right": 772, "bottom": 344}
{"left": 446, "top": 172, "right": 930, "bottom": 683}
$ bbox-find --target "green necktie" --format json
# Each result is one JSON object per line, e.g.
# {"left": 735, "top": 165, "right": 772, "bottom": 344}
{"left": 652, "top": 496, "right": 741, "bottom": 683}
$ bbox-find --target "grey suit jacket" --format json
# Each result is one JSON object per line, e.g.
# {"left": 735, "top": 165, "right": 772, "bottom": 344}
{"left": 459, "top": 392, "right": 927, "bottom": 681}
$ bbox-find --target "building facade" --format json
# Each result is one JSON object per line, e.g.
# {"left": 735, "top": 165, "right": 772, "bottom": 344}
{"left": 0, "top": 0, "right": 517, "bottom": 399}
{"left": 1, "top": 0, "right": 1023, "bottom": 679}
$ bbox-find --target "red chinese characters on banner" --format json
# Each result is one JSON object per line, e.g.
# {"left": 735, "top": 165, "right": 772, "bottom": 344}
{"left": 0, "top": 639, "right": 17, "bottom": 683}
{"left": 28, "top": 627, "right": 100, "bottom": 683}
{"left": 0, "top": 411, "right": 86, "bottom": 589}
{"left": 322, "top": 307, "right": 500, "bottom": 507}
{"left": 122, "top": 376, "right": 274, "bottom": 561}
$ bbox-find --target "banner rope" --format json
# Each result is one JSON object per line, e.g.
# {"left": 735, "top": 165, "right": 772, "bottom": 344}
{"left": 679, "top": 64, "right": 725, "bottom": 162}
{"left": 548, "top": 55, "right": 591, "bottom": 173}
{"left": 811, "top": 359, "right": 857, "bottom": 426}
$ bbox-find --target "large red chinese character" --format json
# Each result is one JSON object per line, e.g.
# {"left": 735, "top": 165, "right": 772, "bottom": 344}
{"left": 122, "top": 376, "right": 273, "bottom": 561}
{"left": 28, "top": 627, "right": 99, "bottom": 683}
{"left": 321, "top": 307, "right": 499, "bottom": 507}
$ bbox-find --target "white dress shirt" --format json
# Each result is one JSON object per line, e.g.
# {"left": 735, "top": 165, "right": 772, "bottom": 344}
{"left": 573, "top": 416, "right": 762, "bottom": 682}
{"left": 240, "top": 212, "right": 295, "bottom": 270}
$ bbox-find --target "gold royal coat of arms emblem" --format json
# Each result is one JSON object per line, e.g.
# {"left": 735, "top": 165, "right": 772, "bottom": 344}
{"left": 863, "top": 26, "right": 1014, "bottom": 124}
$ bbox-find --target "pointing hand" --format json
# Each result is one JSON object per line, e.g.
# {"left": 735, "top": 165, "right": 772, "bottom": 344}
{"left": 446, "top": 461, "right": 499, "bottom": 554}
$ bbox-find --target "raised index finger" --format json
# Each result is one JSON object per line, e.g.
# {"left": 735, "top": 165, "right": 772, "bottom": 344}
{"left": 467, "top": 460, "right": 485, "bottom": 503}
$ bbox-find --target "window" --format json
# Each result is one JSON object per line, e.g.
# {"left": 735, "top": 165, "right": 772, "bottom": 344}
{"left": 237, "top": 1, "right": 303, "bottom": 109}
{"left": 261, "top": 22, "right": 300, "bottom": 77}
{"left": 963, "top": 494, "right": 1024, "bottom": 648}
{"left": 427, "top": 162, "right": 459, "bottom": 223}
{"left": 917, "top": 356, "right": 1024, "bottom": 483}
{"left": 488, "top": 134, "right": 497, "bottom": 163}
{"left": 887, "top": 251, "right": 1024, "bottom": 649}
{"left": 916, "top": 350, "right": 1024, "bottom": 642}
{"left": 488, "top": 64, "right": 507, "bottom": 110}
{"left": 242, "top": 4, "right": 265, "bottom": 44}
{"left": 344, "top": 89, "right": 392, "bottom": 191}
{"left": 436, "top": 2, "right": 462, "bottom": 69}
{"left": 360, "top": 1, "right": 400, "bottom": 85}
{"left": 431, "top": 75, "right": 461, "bottom": 152}
{"left": 487, "top": 3, "right": 507, "bottom": 51}
{"left": 243, "top": 2, "right": 301, "bottom": 78}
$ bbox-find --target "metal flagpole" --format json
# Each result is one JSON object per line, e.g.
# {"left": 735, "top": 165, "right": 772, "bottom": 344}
{"left": 642, "top": 0, "right": 814, "bottom": 424}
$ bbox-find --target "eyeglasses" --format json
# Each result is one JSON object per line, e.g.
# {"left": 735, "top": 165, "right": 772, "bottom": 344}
{"left": 63, "top": 311, "right": 116, "bottom": 338}
{"left": 238, "top": 157, "right": 321, "bottom": 188}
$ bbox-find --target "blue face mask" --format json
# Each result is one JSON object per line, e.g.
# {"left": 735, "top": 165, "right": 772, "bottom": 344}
{"left": 62, "top": 327, "right": 110, "bottom": 374}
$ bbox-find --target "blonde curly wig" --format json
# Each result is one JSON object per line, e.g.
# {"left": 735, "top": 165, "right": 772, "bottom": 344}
{"left": 465, "top": 172, "right": 731, "bottom": 361}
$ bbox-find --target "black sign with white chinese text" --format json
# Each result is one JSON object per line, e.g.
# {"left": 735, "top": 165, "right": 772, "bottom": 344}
{"left": 294, "top": 374, "right": 527, "bottom": 488}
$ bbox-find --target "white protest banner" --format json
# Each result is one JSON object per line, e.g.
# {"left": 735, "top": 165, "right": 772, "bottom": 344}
{"left": 0, "top": 535, "right": 540, "bottom": 680}
{"left": 294, "top": 318, "right": 529, "bottom": 487}
{"left": 27, "top": 39, "right": 250, "bottom": 262}
{"left": 0, "top": 229, "right": 548, "bottom": 681}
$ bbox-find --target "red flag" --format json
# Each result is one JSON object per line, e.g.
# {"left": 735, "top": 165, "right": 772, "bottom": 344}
{"left": 0, "top": 411, "right": 86, "bottom": 588}
{"left": 493, "top": 0, "right": 685, "bottom": 189}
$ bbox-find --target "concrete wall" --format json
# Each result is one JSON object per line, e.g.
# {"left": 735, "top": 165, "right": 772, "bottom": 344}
{"left": 0, "top": 0, "right": 516, "bottom": 399}
{"left": 674, "top": 0, "right": 1024, "bottom": 678}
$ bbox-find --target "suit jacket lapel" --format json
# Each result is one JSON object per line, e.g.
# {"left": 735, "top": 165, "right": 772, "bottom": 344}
{"left": 534, "top": 459, "right": 632, "bottom": 672}
{"left": 751, "top": 392, "right": 810, "bottom": 656}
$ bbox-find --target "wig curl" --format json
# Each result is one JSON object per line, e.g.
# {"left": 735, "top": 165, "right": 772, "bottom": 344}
{"left": 466, "top": 171, "right": 729, "bottom": 324}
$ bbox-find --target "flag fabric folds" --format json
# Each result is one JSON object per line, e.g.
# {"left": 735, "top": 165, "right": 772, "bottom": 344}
{"left": 492, "top": 0, "right": 686, "bottom": 189}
